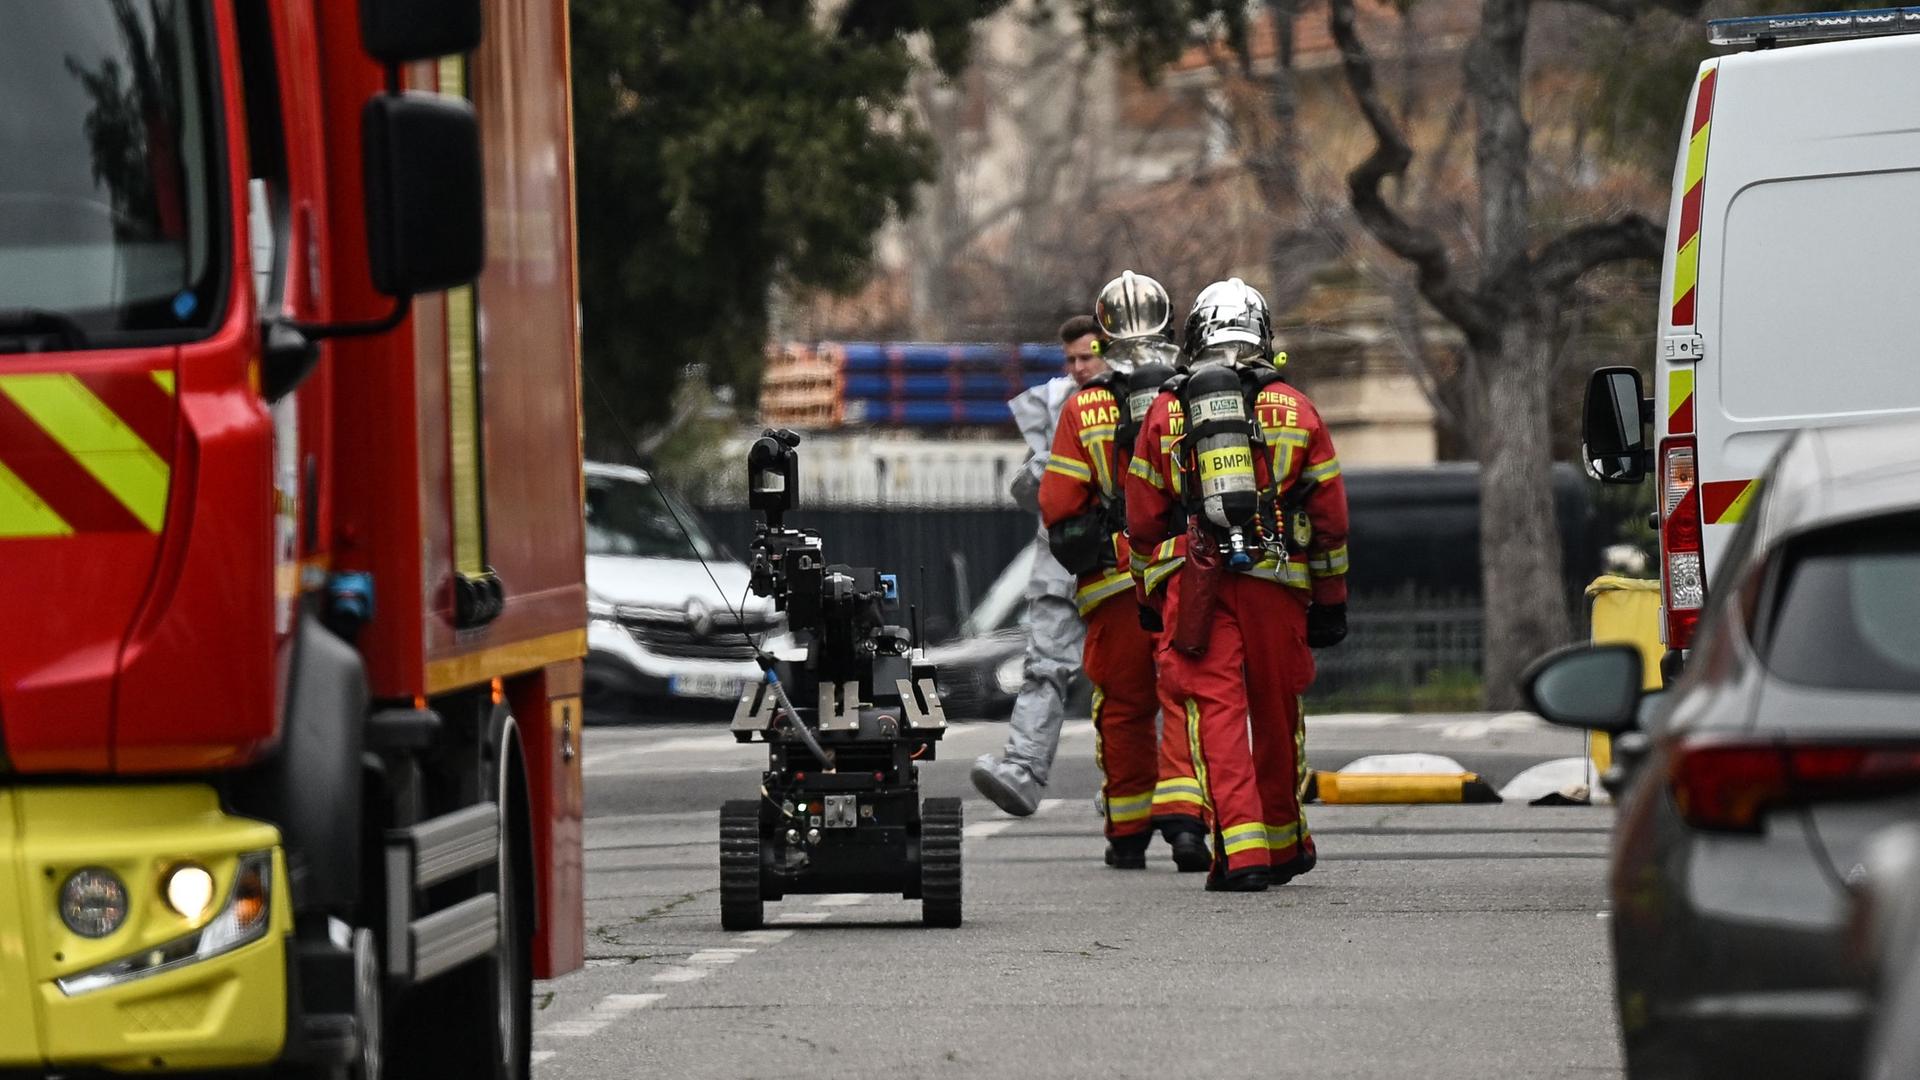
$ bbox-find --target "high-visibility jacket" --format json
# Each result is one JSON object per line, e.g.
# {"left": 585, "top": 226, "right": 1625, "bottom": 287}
{"left": 1038, "top": 380, "right": 1136, "bottom": 616}
{"left": 1124, "top": 376, "right": 1350, "bottom": 607}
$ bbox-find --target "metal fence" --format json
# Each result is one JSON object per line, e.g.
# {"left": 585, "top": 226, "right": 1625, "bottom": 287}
{"left": 695, "top": 506, "right": 1038, "bottom": 637}
{"left": 1307, "top": 594, "right": 1487, "bottom": 712}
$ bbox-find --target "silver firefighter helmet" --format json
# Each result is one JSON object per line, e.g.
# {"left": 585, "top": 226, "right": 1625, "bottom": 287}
{"left": 1095, "top": 271, "right": 1172, "bottom": 337}
{"left": 1181, "top": 277, "right": 1272, "bottom": 366}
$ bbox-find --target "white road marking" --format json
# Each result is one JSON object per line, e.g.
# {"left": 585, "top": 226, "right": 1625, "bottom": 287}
{"left": 593, "top": 993, "right": 665, "bottom": 1013}
{"left": 540, "top": 1020, "right": 609, "bottom": 1038}
{"left": 964, "top": 820, "right": 1013, "bottom": 839}
{"left": 688, "top": 950, "right": 747, "bottom": 965}
{"left": 772, "top": 910, "right": 833, "bottom": 924}
{"left": 813, "top": 893, "right": 871, "bottom": 906}
{"left": 734, "top": 929, "right": 793, "bottom": 944}
{"left": 649, "top": 965, "right": 710, "bottom": 984}
{"left": 532, "top": 1050, "right": 557, "bottom": 1066}
{"left": 1035, "top": 798, "right": 1066, "bottom": 815}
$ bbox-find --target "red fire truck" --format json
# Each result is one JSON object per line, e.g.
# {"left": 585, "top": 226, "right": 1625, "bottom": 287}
{"left": 0, "top": 1, "right": 585, "bottom": 1076}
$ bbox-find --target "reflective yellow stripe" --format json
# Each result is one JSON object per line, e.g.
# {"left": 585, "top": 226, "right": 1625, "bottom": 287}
{"left": 1108, "top": 793, "right": 1154, "bottom": 822}
{"left": 1245, "top": 559, "right": 1310, "bottom": 589}
{"left": 1075, "top": 570, "right": 1134, "bottom": 614}
{"left": 1264, "top": 821, "right": 1301, "bottom": 849}
{"left": 1673, "top": 235, "right": 1700, "bottom": 310}
{"left": 1223, "top": 821, "right": 1266, "bottom": 855}
{"left": 1046, "top": 453, "right": 1093, "bottom": 480}
{"left": 1185, "top": 699, "right": 1213, "bottom": 815}
{"left": 1127, "top": 454, "right": 1165, "bottom": 490}
{"left": 1668, "top": 369, "right": 1694, "bottom": 421}
{"left": 1153, "top": 791, "right": 1207, "bottom": 807}
{"left": 1272, "top": 428, "right": 1310, "bottom": 447}
{"left": 1143, "top": 556, "right": 1185, "bottom": 594}
{"left": 0, "top": 373, "right": 169, "bottom": 531}
{"left": 1155, "top": 777, "right": 1204, "bottom": 796}
{"left": 1304, "top": 456, "right": 1341, "bottom": 484}
{"left": 1684, "top": 120, "right": 1711, "bottom": 191}
{"left": 0, "top": 458, "right": 72, "bottom": 537}
{"left": 1309, "top": 545, "right": 1349, "bottom": 577}
{"left": 150, "top": 370, "right": 176, "bottom": 396}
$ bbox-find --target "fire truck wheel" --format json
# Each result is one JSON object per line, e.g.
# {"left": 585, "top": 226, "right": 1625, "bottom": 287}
{"left": 920, "top": 798, "right": 963, "bottom": 928}
{"left": 720, "top": 800, "right": 764, "bottom": 931}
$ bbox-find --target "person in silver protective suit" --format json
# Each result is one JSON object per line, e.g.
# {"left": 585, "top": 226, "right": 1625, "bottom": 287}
{"left": 969, "top": 315, "right": 1105, "bottom": 816}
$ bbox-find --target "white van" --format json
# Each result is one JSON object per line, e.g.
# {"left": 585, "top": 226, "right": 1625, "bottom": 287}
{"left": 1583, "top": 9, "right": 1920, "bottom": 673}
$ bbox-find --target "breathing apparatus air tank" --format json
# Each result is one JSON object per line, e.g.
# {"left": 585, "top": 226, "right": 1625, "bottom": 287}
{"left": 1125, "top": 359, "right": 1176, "bottom": 439}
{"left": 1183, "top": 362, "right": 1259, "bottom": 569}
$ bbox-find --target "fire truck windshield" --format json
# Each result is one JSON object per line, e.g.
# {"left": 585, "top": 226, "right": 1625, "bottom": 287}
{"left": 0, "top": 0, "right": 221, "bottom": 352}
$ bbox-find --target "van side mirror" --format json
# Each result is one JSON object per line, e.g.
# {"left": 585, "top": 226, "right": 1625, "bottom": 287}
{"left": 362, "top": 94, "right": 484, "bottom": 298}
{"left": 1582, "top": 366, "right": 1652, "bottom": 484}
{"left": 361, "top": 0, "right": 482, "bottom": 64}
{"left": 1522, "top": 643, "right": 1644, "bottom": 735}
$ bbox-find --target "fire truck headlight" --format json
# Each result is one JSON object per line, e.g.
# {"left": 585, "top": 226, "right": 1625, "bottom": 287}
{"left": 60, "top": 868, "right": 130, "bottom": 939}
{"left": 163, "top": 864, "right": 217, "bottom": 922}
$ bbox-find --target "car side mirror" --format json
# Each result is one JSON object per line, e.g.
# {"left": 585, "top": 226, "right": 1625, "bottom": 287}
{"left": 361, "top": 0, "right": 482, "bottom": 64}
{"left": 1522, "top": 643, "right": 1644, "bottom": 734}
{"left": 362, "top": 93, "right": 485, "bottom": 298}
{"left": 1582, "top": 366, "right": 1652, "bottom": 484}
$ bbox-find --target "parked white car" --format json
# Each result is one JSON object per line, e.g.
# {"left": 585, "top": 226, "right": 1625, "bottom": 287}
{"left": 583, "top": 463, "right": 784, "bottom": 722}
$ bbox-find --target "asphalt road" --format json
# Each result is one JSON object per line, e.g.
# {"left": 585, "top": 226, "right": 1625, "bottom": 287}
{"left": 534, "top": 713, "right": 1622, "bottom": 1080}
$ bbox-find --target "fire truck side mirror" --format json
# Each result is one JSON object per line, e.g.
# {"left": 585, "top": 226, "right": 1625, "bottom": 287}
{"left": 1582, "top": 366, "right": 1651, "bottom": 484}
{"left": 360, "top": 0, "right": 482, "bottom": 64}
{"left": 362, "top": 93, "right": 485, "bottom": 298}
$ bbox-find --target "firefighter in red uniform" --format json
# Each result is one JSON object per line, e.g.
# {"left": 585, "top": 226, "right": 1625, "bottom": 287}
{"left": 1038, "top": 271, "right": 1209, "bottom": 871}
{"left": 1125, "top": 278, "right": 1350, "bottom": 891}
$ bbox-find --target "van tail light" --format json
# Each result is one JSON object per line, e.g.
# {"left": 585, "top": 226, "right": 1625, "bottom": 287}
{"left": 1670, "top": 741, "right": 1920, "bottom": 833}
{"left": 1659, "top": 438, "right": 1704, "bottom": 648}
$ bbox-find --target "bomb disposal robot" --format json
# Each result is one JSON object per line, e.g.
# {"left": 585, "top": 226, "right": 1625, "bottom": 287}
{"left": 723, "top": 430, "right": 961, "bottom": 929}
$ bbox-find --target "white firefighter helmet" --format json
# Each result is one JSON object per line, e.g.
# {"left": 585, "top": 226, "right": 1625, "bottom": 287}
{"left": 1182, "top": 277, "right": 1272, "bottom": 367}
{"left": 1094, "top": 271, "right": 1172, "bottom": 343}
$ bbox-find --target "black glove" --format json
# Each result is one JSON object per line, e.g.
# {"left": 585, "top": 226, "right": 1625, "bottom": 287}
{"left": 1138, "top": 602, "right": 1165, "bottom": 634}
{"left": 1307, "top": 603, "right": 1348, "bottom": 649}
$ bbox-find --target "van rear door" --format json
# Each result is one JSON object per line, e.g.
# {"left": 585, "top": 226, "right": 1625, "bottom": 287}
{"left": 1690, "top": 36, "right": 1920, "bottom": 572}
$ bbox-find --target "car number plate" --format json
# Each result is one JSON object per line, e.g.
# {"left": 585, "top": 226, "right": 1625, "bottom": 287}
{"left": 670, "top": 673, "right": 744, "bottom": 699}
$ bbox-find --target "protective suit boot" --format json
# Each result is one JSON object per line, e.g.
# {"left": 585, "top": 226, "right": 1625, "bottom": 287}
{"left": 1205, "top": 866, "right": 1271, "bottom": 892}
{"left": 1104, "top": 833, "right": 1150, "bottom": 870}
{"left": 1168, "top": 831, "right": 1211, "bottom": 873}
{"left": 970, "top": 754, "right": 1040, "bottom": 817}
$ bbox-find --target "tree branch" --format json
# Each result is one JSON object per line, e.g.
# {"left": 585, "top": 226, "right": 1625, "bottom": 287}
{"left": 1326, "top": 0, "right": 1498, "bottom": 352}
{"left": 1553, "top": 0, "right": 1707, "bottom": 23}
{"left": 1531, "top": 212, "right": 1664, "bottom": 296}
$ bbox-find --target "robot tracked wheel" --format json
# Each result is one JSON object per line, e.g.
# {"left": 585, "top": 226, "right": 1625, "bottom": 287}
{"left": 720, "top": 429, "right": 963, "bottom": 929}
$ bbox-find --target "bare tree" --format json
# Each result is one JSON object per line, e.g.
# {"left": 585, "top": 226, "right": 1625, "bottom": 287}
{"left": 1323, "top": 0, "right": 1693, "bottom": 706}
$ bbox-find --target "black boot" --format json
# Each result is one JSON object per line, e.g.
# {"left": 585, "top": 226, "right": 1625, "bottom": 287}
{"left": 1204, "top": 866, "right": 1271, "bottom": 892}
{"left": 1105, "top": 834, "right": 1150, "bottom": 870}
{"left": 1168, "top": 831, "right": 1211, "bottom": 873}
{"left": 1272, "top": 848, "right": 1317, "bottom": 885}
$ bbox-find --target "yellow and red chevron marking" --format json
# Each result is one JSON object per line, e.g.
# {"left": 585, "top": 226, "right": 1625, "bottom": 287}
{"left": 1668, "top": 369, "right": 1695, "bottom": 436}
{"left": 0, "top": 370, "right": 176, "bottom": 538}
{"left": 1671, "top": 64, "right": 1719, "bottom": 327}
{"left": 1702, "top": 478, "right": 1758, "bottom": 526}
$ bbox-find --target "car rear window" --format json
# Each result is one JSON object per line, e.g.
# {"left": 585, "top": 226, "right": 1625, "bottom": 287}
{"left": 1763, "top": 514, "right": 1920, "bottom": 693}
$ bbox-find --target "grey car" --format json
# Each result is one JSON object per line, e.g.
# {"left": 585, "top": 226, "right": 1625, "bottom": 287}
{"left": 1525, "top": 420, "right": 1920, "bottom": 1080}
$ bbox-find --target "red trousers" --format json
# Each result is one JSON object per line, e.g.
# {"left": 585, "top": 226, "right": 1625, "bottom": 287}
{"left": 1157, "top": 572, "right": 1316, "bottom": 874}
{"left": 1084, "top": 593, "right": 1205, "bottom": 841}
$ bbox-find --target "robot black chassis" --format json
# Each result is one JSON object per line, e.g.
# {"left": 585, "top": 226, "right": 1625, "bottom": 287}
{"left": 720, "top": 429, "right": 964, "bottom": 930}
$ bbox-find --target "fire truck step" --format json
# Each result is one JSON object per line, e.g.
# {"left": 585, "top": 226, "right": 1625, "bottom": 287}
{"left": 402, "top": 803, "right": 501, "bottom": 889}
{"left": 409, "top": 893, "right": 501, "bottom": 983}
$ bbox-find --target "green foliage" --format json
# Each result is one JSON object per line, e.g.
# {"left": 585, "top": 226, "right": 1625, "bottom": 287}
{"left": 570, "top": 0, "right": 1006, "bottom": 455}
